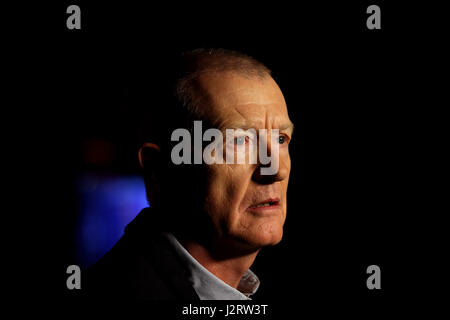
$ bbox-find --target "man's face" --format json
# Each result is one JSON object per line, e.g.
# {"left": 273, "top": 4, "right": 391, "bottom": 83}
{"left": 196, "top": 71, "right": 293, "bottom": 251}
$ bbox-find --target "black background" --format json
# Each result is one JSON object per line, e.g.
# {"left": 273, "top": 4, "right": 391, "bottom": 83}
{"left": 9, "top": 0, "right": 446, "bottom": 317}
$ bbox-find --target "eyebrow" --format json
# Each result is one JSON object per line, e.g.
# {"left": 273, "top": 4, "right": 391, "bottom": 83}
{"left": 281, "top": 121, "right": 295, "bottom": 132}
{"left": 219, "top": 120, "right": 295, "bottom": 134}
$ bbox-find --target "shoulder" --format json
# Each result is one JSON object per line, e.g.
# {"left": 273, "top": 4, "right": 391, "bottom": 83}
{"left": 83, "top": 208, "right": 198, "bottom": 300}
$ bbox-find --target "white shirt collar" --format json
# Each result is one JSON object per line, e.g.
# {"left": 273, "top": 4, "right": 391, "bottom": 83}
{"left": 163, "top": 232, "right": 260, "bottom": 300}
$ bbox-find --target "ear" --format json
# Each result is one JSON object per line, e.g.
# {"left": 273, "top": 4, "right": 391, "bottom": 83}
{"left": 138, "top": 142, "right": 161, "bottom": 169}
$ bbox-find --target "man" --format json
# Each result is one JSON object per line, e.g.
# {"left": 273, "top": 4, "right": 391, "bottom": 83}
{"left": 85, "top": 48, "right": 294, "bottom": 300}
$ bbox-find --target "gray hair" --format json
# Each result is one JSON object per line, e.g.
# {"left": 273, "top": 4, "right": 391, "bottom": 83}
{"left": 175, "top": 48, "right": 272, "bottom": 119}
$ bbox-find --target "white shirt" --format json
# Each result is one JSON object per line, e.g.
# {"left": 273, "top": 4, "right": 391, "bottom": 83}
{"left": 163, "top": 232, "right": 260, "bottom": 300}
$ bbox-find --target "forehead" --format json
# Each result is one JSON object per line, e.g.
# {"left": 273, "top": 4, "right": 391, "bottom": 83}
{"left": 195, "top": 71, "right": 291, "bottom": 130}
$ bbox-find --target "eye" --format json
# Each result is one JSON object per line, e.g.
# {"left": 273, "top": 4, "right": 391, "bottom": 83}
{"left": 278, "top": 134, "right": 289, "bottom": 145}
{"left": 234, "top": 135, "right": 249, "bottom": 146}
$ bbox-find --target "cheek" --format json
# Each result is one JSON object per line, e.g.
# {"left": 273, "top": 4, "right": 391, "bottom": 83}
{"left": 281, "top": 148, "right": 291, "bottom": 168}
{"left": 282, "top": 151, "right": 291, "bottom": 192}
{"left": 204, "top": 165, "right": 250, "bottom": 218}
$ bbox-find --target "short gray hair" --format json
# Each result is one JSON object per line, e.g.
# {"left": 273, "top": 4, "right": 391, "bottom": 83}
{"left": 175, "top": 48, "right": 272, "bottom": 119}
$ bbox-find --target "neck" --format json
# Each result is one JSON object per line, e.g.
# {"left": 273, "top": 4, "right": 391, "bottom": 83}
{"left": 181, "top": 238, "right": 259, "bottom": 289}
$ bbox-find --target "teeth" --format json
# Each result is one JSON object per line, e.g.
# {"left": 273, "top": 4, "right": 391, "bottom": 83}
{"left": 253, "top": 202, "right": 271, "bottom": 208}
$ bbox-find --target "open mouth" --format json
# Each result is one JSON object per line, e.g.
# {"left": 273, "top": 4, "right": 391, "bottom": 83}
{"left": 248, "top": 198, "right": 280, "bottom": 209}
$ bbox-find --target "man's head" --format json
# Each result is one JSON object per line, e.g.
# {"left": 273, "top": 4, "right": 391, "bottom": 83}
{"left": 139, "top": 49, "right": 293, "bottom": 253}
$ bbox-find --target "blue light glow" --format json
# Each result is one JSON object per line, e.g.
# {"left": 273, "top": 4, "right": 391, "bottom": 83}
{"left": 75, "top": 173, "right": 148, "bottom": 268}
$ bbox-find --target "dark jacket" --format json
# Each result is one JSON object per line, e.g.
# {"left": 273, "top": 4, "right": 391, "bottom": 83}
{"left": 84, "top": 207, "right": 200, "bottom": 300}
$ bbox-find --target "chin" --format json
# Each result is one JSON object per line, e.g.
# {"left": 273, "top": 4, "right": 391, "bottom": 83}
{"left": 236, "top": 222, "right": 284, "bottom": 249}
{"left": 255, "top": 228, "right": 284, "bottom": 247}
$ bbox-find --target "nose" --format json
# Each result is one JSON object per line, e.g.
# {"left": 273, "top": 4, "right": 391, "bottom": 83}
{"left": 252, "top": 140, "right": 290, "bottom": 185}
